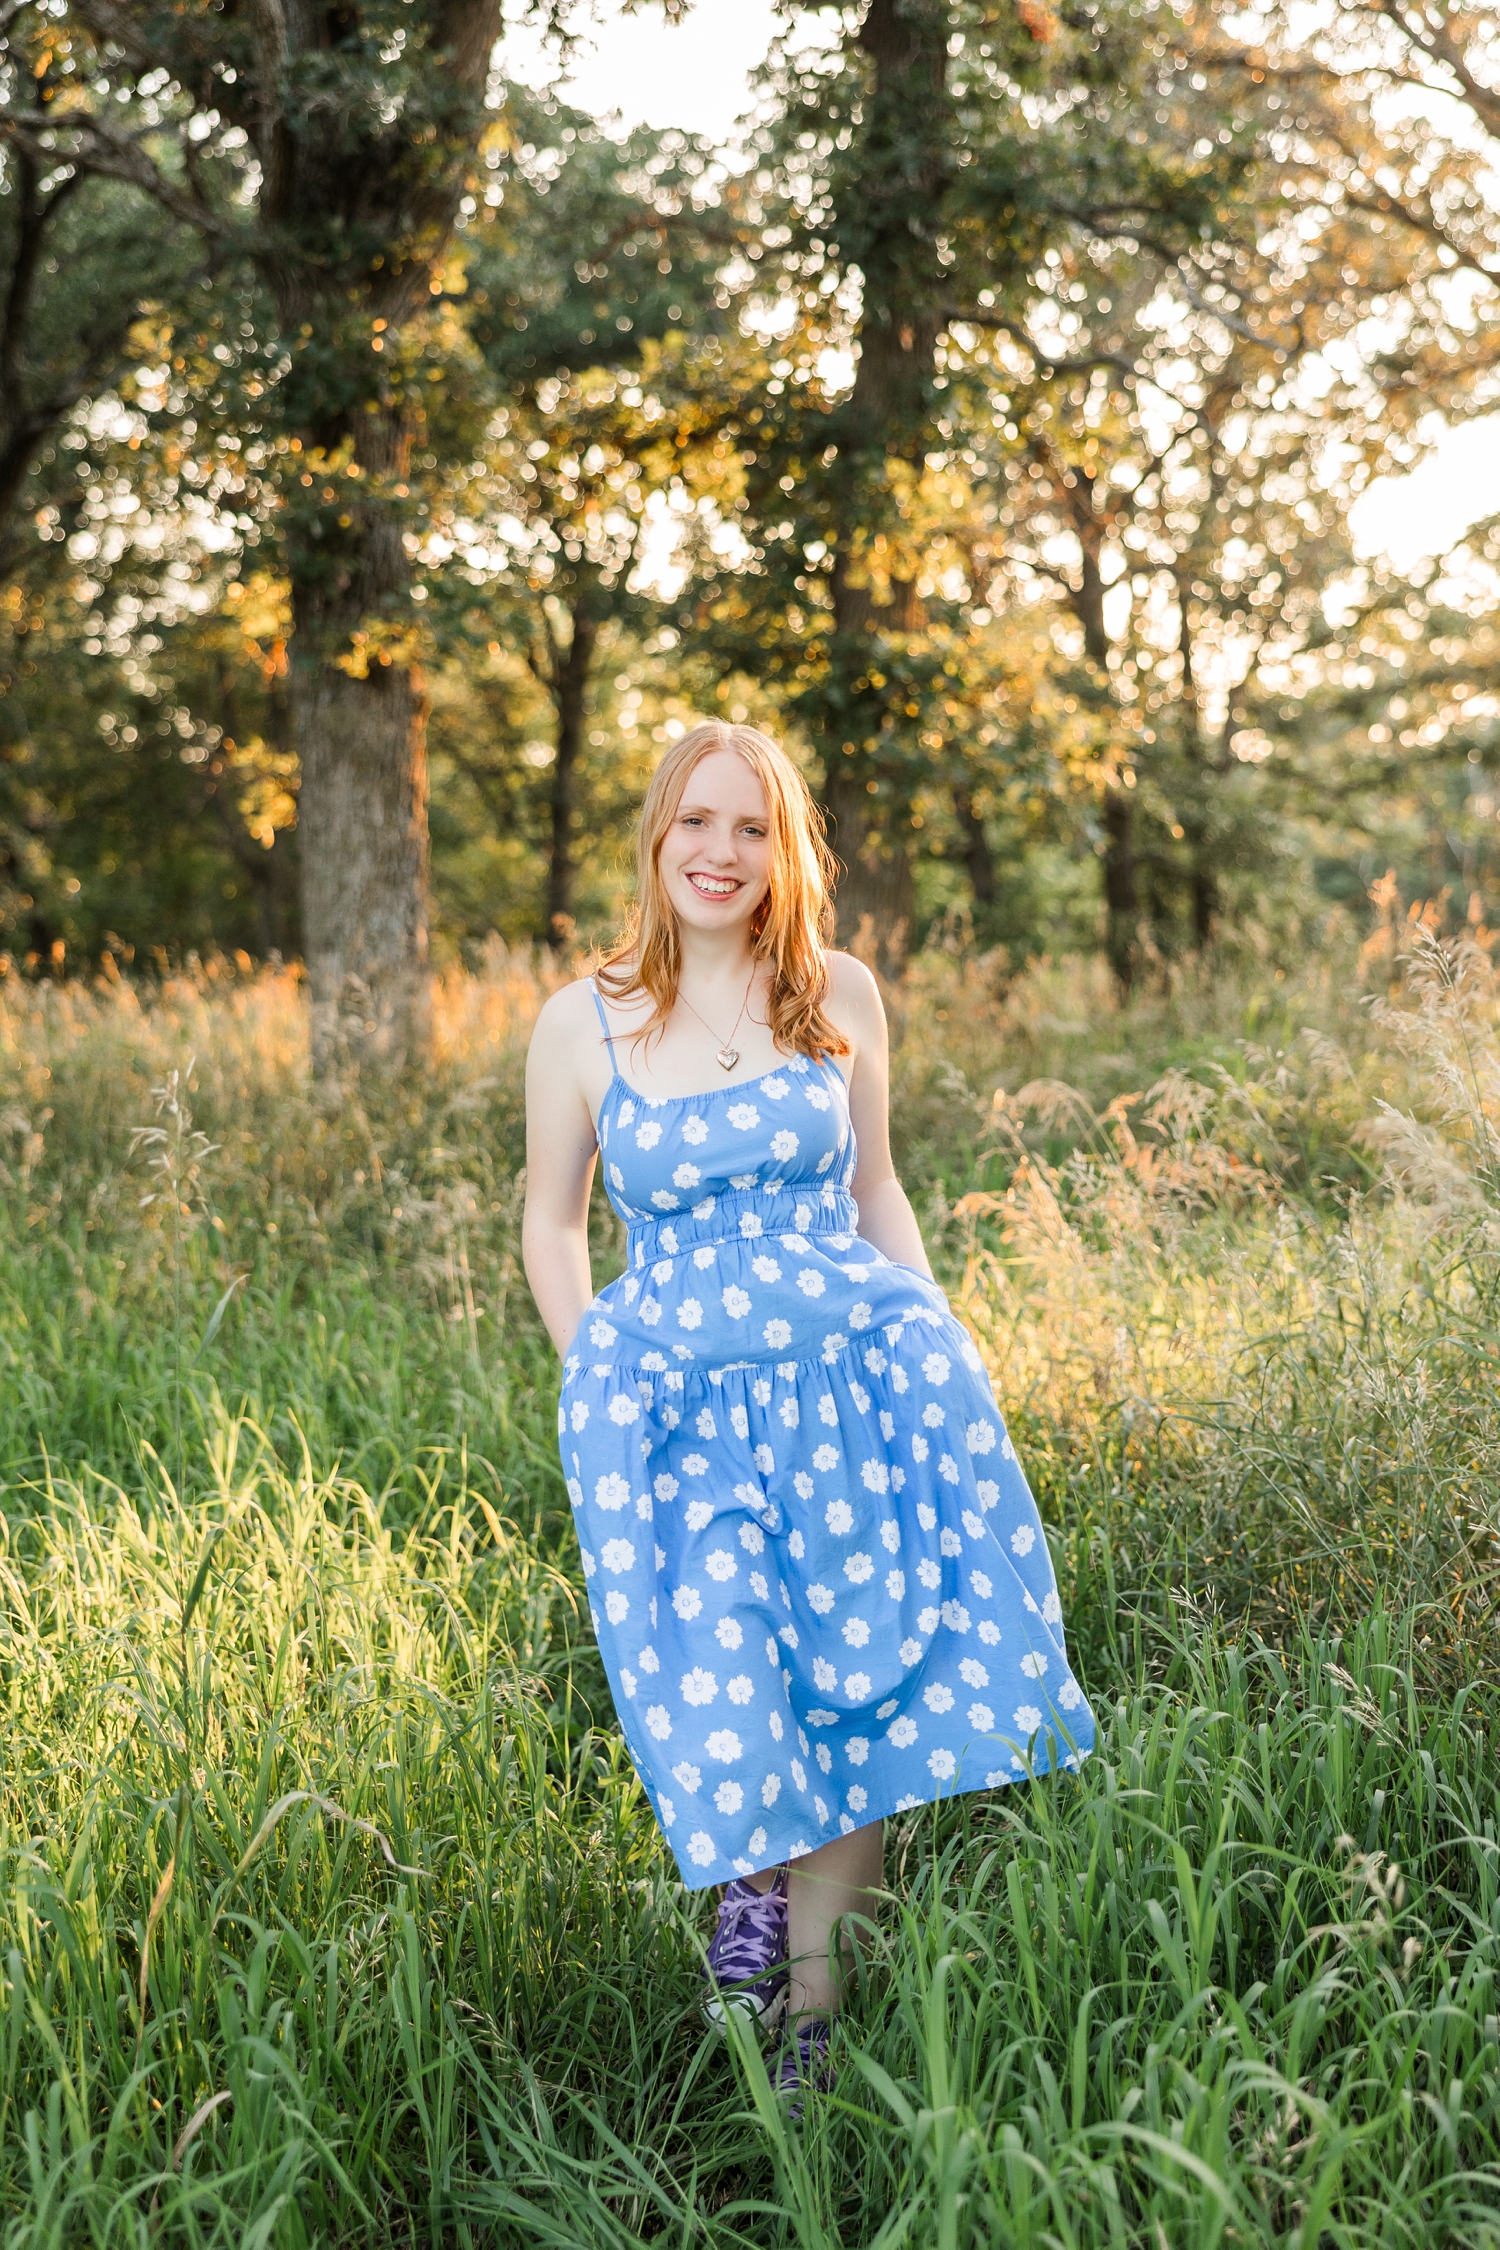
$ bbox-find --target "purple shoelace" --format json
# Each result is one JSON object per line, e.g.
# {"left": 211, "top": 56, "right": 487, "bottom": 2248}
{"left": 703, "top": 1867, "right": 789, "bottom": 2025}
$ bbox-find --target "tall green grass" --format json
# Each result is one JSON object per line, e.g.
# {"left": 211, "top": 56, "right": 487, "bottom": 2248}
{"left": 0, "top": 930, "right": 1498, "bottom": 2244}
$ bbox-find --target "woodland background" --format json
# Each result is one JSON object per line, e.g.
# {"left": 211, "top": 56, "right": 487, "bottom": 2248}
{"left": 2, "top": 0, "right": 1499, "bottom": 995}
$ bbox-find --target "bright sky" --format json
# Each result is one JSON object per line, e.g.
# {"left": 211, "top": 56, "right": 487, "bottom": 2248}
{"left": 502, "top": 0, "right": 1498, "bottom": 575}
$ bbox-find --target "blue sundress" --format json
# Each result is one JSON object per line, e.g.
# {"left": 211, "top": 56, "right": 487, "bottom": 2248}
{"left": 558, "top": 986, "right": 1096, "bottom": 1888}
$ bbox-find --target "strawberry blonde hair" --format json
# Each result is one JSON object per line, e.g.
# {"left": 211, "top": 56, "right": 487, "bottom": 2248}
{"left": 596, "top": 720, "right": 850, "bottom": 1060}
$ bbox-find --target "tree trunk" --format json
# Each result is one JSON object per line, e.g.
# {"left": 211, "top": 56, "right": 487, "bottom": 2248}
{"left": 285, "top": 399, "right": 431, "bottom": 1079}
{"left": 823, "top": 765, "right": 915, "bottom": 970}
{"left": 240, "top": 0, "right": 501, "bottom": 1083}
{"left": 953, "top": 784, "right": 997, "bottom": 911}
{"left": 1177, "top": 580, "right": 1215, "bottom": 951}
{"left": 1189, "top": 847, "right": 1217, "bottom": 949}
{"left": 819, "top": 0, "right": 949, "bottom": 970}
{"left": 545, "top": 603, "right": 597, "bottom": 947}
{"left": 1102, "top": 784, "right": 1138, "bottom": 993}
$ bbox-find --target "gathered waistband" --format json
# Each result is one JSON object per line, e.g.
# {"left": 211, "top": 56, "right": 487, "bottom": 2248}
{"left": 627, "top": 1183, "right": 858, "bottom": 1266}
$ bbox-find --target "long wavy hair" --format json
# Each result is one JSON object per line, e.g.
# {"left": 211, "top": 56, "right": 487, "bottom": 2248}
{"left": 595, "top": 720, "right": 850, "bottom": 1060}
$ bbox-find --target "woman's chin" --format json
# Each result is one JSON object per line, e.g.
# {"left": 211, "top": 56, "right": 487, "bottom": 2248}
{"left": 670, "top": 888, "right": 760, "bottom": 934}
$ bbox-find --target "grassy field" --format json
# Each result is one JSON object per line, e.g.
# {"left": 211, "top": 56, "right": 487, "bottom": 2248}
{"left": 3, "top": 926, "right": 1500, "bottom": 2246}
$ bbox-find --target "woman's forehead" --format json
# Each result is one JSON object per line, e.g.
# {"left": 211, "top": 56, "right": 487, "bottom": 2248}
{"left": 676, "top": 747, "right": 770, "bottom": 817}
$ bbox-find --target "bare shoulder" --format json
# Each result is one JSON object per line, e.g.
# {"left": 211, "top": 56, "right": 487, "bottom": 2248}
{"left": 529, "top": 975, "right": 603, "bottom": 1055}
{"left": 824, "top": 949, "right": 884, "bottom": 1016}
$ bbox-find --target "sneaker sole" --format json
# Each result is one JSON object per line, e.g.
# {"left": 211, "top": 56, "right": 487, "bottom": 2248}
{"left": 701, "top": 1983, "right": 788, "bottom": 2037}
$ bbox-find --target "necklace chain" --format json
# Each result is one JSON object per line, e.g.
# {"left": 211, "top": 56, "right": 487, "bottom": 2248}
{"left": 677, "top": 968, "right": 756, "bottom": 1067}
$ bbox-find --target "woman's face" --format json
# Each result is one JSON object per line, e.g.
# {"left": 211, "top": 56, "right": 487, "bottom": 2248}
{"left": 657, "top": 749, "right": 773, "bottom": 942}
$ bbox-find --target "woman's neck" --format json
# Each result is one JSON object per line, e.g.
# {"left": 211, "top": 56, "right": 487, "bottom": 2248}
{"left": 675, "top": 924, "right": 760, "bottom": 988}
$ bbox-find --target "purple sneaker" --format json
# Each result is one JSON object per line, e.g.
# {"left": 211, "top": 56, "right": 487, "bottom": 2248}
{"left": 773, "top": 2014, "right": 834, "bottom": 2118}
{"left": 702, "top": 1867, "right": 789, "bottom": 2031}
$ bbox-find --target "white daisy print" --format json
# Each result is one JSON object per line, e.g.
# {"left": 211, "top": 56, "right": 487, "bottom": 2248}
{"left": 564, "top": 1053, "right": 1093, "bottom": 1884}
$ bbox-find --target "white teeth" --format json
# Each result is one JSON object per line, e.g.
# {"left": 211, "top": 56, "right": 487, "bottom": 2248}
{"left": 691, "top": 876, "right": 737, "bottom": 894}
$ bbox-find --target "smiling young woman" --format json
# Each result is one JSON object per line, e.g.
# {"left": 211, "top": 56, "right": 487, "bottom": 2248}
{"left": 522, "top": 720, "right": 1095, "bottom": 2110}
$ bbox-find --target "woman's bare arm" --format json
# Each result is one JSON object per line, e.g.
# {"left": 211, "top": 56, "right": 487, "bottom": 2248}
{"left": 522, "top": 985, "right": 605, "bottom": 1356}
{"left": 830, "top": 954, "right": 933, "bottom": 1277}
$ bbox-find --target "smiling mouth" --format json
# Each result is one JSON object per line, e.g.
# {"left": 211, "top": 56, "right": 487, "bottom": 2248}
{"left": 687, "top": 873, "right": 742, "bottom": 898}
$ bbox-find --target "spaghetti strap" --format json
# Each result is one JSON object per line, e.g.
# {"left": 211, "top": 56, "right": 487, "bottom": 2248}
{"left": 590, "top": 980, "right": 620, "bottom": 1074}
